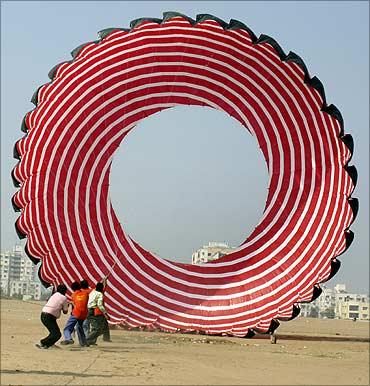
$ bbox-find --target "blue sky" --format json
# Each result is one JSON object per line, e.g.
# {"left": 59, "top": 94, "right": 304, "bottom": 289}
{"left": 1, "top": 1, "right": 369, "bottom": 293}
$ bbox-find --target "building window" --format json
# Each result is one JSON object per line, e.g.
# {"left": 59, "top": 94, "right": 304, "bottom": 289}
{"left": 349, "top": 305, "right": 359, "bottom": 311}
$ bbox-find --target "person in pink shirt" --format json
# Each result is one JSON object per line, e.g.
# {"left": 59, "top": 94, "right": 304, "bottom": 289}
{"left": 36, "top": 284, "right": 69, "bottom": 349}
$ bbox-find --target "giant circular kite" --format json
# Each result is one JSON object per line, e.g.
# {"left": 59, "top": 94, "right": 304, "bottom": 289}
{"left": 12, "top": 12, "right": 358, "bottom": 337}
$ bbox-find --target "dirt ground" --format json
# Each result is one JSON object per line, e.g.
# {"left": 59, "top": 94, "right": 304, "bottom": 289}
{"left": 1, "top": 299, "right": 369, "bottom": 385}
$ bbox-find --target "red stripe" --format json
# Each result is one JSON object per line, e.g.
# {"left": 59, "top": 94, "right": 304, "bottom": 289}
{"left": 13, "top": 17, "right": 354, "bottom": 335}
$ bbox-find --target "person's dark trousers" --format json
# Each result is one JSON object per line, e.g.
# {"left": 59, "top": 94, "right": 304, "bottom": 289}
{"left": 102, "top": 317, "right": 111, "bottom": 341}
{"left": 40, "top": 312, "right": 62, "bottom": 347}
{"left": 86, "top": 315, "right": 105, "bottom": 345}
{"left": 83, "top": 318, "right": 90, "bottom": 336}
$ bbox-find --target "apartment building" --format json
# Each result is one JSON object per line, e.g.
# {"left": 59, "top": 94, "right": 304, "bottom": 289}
{"left": 299, "top": 284, "right": 369, "bottom": 321}
{"left": 191, "top": 242, "right": 235, "bottom": 264}
{"left": 1, "top": 246, "right": 42, "bottom": 300}
{"left": 1, "top": 245, "right": 23, "bottom": 295}
{"left": 9, "top": 280, "right": 42, "bottom": 300}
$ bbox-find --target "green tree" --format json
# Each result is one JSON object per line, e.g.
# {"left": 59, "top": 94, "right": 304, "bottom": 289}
{"left": 11, "top": 292, "right": 23, "bottom": 300}
{"left": 321, "top": 307, "right": 335, "bottom": 319}
{"left": 309, "top": 306, "right": 319, "bottom": 318}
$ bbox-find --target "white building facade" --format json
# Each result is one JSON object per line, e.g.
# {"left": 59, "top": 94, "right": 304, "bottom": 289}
{"left": 9, "top": 280, "right": 42, "bottom": 300}
{"left": 1, "top": 246, "right": 42, "bottom": 300}
{"left": 1, "top": 245, "right": 23, "bottom": 295}
{"left": 299, "top": 284, "right": 369, "bottom": 321}
{"left": 192, "top": 242, "right": 235, "bottom": 265}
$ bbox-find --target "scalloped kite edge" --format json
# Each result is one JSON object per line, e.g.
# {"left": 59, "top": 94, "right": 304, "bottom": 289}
{"left": 11, "top": 11, "right": 359, "bottom": 337}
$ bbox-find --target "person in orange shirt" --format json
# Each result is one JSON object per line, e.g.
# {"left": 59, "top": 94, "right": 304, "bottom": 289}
{"left": 60, "top": 281, "right": 89, "bottom": 346}
{"left": 80, "top": 279, "right": 93, "bottom": 337}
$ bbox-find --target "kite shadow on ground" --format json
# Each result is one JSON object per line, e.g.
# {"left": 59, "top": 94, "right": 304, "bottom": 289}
{"left": 1, "top": 369, "right": 111, "bottom": 378}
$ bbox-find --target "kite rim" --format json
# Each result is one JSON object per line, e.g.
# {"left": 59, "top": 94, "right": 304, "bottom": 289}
{"left": 11, "top": 11, "right": 358, "bottom": 334}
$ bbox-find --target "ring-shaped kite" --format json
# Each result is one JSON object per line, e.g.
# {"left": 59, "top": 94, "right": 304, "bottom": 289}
{"left": 12, "top": 12, "right": 358, "bottom": 337}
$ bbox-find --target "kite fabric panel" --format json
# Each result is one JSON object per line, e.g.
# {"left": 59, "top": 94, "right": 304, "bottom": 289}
{"left": 12, "top": 12, "right": 358, "bottom": 337}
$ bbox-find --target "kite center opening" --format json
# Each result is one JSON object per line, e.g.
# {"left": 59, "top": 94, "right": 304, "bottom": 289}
{"left": 110, "top": 106, "right": 268, "bottom": 264}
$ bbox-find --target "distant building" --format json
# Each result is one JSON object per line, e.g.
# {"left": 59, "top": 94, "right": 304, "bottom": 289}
{"left": 334, "top": 284, "right": 347, "bottom": 294}
{"left": 1, "top": 245, "right": 23, "bottom": 295}
{"left": 20, "top": 256, "right": 39, "bottom": 282}
{"left": 334, "top": 285, "right": 369, "bottom": 321}
{"left": 0, "top": 254, "right": 10, "bottom": 294}
{"left": 192, "top": 242, "right": 235, "bottom": 264}
{"left": 299, "top": 284, "right": 369, "bottom": 321}
{"left": 336, "top": 299, "right": 369, "bottom": 320}
{"left": 310, "top": 286, "right": 336, "bottom": 318}
{"left": 9, "top": 280, "right": 42, "bottom": 300}
{"left": 299, "top": 286, "right": 335, "bottom": 318}
{"left": 1, "top": 245, "right": 42, "bottom": 300}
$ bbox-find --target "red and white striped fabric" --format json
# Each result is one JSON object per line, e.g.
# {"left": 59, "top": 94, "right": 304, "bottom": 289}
{"left": 12, "top": 13, "right": 357, "bottom": 336}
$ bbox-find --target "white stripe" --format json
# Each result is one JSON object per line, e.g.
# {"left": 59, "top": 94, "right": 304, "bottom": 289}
{"left": 15, "top": 23, "right": 350, "bottom": 326}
